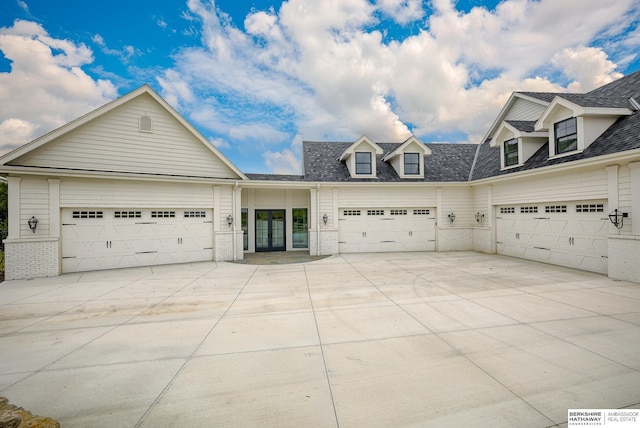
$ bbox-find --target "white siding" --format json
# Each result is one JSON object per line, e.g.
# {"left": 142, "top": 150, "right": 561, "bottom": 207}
{"left": 338, "top": 186, "right": 436, "bottom": 207}
{"left": 505, "top": 98, "right": 547, "bottom": 121}
{"left": 492, "top": 169, "right": 608, "bottom": 205}
{"left": 20, "top": 178, "right": 49, "bottom": 237}
{"left": 60, "top": 178, "right": 215, "bottom": 208}
{"left": 618, "top": 165, "right": 632, "bottom": 236}
{"left": 440, "top": 187, "right": 473, "bottom": 226}
{"left": 254, "top": 189, "right": 287, "bottom": 207}
{"left": 13, "top": 94, "right": 240, "bottom": 179}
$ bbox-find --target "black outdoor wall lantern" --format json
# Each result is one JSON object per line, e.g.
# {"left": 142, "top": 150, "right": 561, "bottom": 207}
{"left": 475, "top": 212, "right": 485, "bottom": 224}
{"left": 323, "top": 213, "right": 328, "bottom": 225}
{"left": 28, "top": 216, "right": 39, "bottom": 233}
{"left": 448, "top": 212, "right": 456, "bottom": 223}
{"left": 226, "top": 214, "right": 233, "bottom": 227}
{"left": 608, "top": 209, "right": 628, "bottom": 229}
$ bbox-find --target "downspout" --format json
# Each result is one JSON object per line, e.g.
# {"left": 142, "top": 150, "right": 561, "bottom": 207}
{"left": 233, "top": 180, "right": 238, "bottom": 261}
{"left": 316, "top": 183, "right": 320, "bottom": 256}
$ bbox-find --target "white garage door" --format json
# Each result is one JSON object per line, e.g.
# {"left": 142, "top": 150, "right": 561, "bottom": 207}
{"left": 496, "top": 201, "right": 608, "bottom": 274}
{"left": 61, "top": 208, "right": 213, "bottom": 273}
{"left": 338, "top": 208, "right": 436, "bottom": 253}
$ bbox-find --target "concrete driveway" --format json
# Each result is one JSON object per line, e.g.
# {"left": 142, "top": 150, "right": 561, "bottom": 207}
{"left": 1, "top": 251, "right": 639, "bottom": 427}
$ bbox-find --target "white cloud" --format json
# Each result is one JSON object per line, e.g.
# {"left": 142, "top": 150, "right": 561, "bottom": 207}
{"left": 264, "top": 149, "right": 300, "bottom": 174}
{"left": 92, "top": 33, "right": 141, "bottom": 62}
{"left": 5, "top": 0, "right": 636, "bottom": 172}
{"left": 376, "top": 0, "right": 425, "bottom": 24}
{"left": 0, "top": 20, "right": 116, "bottom": 152}
{"left": 209, "top": 137, "right": 230, "bottom": 149}
{"left": 552, "top": 46, "right": 623, "bottom": 92}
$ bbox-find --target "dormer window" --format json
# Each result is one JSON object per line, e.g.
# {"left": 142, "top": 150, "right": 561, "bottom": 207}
{"left": 554, "top": 117, "right": 577, "bottom": 154}
{"left": 355, "top": 152, "right": 372, "bottom": 175}
{"left": 504, "top": 138, "right": 519, "bottom": 166}
{"left": 404, "top": 153, "right": 420, "bottom": 175}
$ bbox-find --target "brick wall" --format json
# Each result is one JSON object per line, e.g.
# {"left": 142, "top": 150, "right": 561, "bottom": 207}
{"left": 4, "top": 238, "right": 60, "bottom": 280}
{"left": 608, "top": 235, "right": 640, "bottom": 284}
{"left": 472, "top": 227, "right": 493, "bottom": 253}
{"left": 437, "top": 228, "right": 473, "bottom": 251}
{"left": 214, "top": 232, "right": 234, "bottom": 261}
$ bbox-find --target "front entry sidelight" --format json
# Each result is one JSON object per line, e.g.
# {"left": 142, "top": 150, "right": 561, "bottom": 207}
{"left": 255, "top": 210, "right": 286, "bottom": 251}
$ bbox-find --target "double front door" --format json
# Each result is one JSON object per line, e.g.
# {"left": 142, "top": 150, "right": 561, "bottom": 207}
{"left": 256, "top": 210, "right": 285, "bottom": 251}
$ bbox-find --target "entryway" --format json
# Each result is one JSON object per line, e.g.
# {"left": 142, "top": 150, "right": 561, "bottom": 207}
{"left": 255, "top": 209, "right": 286, "bottom": 251}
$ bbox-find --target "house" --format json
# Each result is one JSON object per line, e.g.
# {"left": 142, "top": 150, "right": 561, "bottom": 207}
{"left": 1, "top": 72, "right": 639, "bottom": 283}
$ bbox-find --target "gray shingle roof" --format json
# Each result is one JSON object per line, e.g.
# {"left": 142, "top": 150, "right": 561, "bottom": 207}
{"left": 302, "top": 141, "right": 477, "bottom": 182}
{"left": 555, "top": 93, "right": 632, "bottom": 108}
{"left": 246, "top": 173, "right": 305, "bottom": 181}
{"left": 505, "top": 120, "right": 536, "bottom": 132}
{"left": 472, "top": 71, "right": 640, "bottom": 180}
{"left": 248, "top": 71, "right": 640, "bottom": 184}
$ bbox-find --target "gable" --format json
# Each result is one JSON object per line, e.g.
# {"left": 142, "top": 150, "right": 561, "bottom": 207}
{"left": 504, "top": 97, "right": 548, "bottom": 121}
{"left": 3, "top": 88, "right": 245, "bottom": 180}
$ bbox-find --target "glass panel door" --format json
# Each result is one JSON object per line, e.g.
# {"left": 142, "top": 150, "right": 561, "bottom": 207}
{"left": 255, "top": 210, "right": 286, "bottom": 252}
{"left": 271, "top": 211, "right": 285, "bottom": 250}
{"left": 255, "top": 210, "right": 270, "bottom": 251}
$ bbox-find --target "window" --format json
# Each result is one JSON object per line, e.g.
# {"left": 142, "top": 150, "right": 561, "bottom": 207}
{"left": 184, "top": 211, "right": 206, "bottom": 218}
{"left": 367, "top": 209, "right": 384, "bottom": 216}
{"left": 292, "top": 208, "right": 308, "bottom": 249}
{"left": 242, "top": 209, "right": 248, "bottom": 251}
{"left": 413, "top": 209, "right": 430, "bottom": 215}
{"left": 115, "top": 211, "right": 141, "bottom": 218}
{"left": 404, "top": 153, "right": 420, "bottom": 175}
{"left": 520, "top": 206, "right": 538, "bottom": 214}
{"left": 545, "top": 205, "right": 567, "bottom": 213}
{"left": 151, "top": 211, "right": 175, "bottom": 218}
{"left": 504, "top": 138, "right": 519, "bottom": 166}
{"left": 355, "top": 152, "right": 372, "bottom": 174}
{"left": 500, "top": 207, "right": 515, "bottom": 214}
{"left": 73, "top": 211, "right": 103, "bottom": 219}
{"left": 343, "top": 210, "right": 361, "bottom": 216}
{"left": 576, "top": 204, "right": 604, "bottom": 213}
{"left": 554, "top": 117, "right": 577, "bottom": 154}
{"left": 390, "top": 209, "right": 407, "bottom": 215}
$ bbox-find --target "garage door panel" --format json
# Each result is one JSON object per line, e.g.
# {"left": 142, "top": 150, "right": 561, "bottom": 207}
{"left": 496, "top": 201, "right": 607, "bottom": 274}
{"left": 62, "top": 209, "right": 213, "bottom": 273}
{"left": 339, "top": 208, "right": 435, "bottom": 253}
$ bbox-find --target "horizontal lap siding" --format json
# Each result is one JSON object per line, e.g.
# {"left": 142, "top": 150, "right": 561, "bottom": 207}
{"left": 618, "top": 165, "right": 632, "bottom": 236}
{"left": 441, "top": 187, "right": 473, "bottom": 226}
{"left": 505, "top": 98, "right": 546, "bottom": 121}
{"left": 20, "top": 178, "right": 49, "bottom": 237}
{"left": 60, "top": 179, "right": 214, "bottom": 208}
{"left": 15, "top": 95, "right": 238, "bottom": 179}
{"left": 492, "top": 169, "right": 607, "bottom": 205}
{"left": 338, "top": 186, "right": 436, "bottom": 207}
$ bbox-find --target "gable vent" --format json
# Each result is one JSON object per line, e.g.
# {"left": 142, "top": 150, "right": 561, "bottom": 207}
{"left": 139, "top": 115, "right": 152, "bottom": 133}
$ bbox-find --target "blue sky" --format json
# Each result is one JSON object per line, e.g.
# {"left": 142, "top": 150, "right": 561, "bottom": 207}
{"left": 0, "top": 0, "right": 639, "bottom": 174}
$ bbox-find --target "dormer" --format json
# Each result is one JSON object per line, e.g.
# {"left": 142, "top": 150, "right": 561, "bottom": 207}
{"left": 382, "top": 136, "right": 431, "bottom": 178}
{"left": 535, "top": 96, "right": 634, "bottom": 159}
{"left": 338, "top": 135, "right": 384, "bottom": 178}
{"left": 490, "top": 120, "right": 547, "bottom": 170}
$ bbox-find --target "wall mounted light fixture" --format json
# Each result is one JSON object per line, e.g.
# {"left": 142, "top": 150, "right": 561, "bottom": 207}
{"left": 448, "top": 212, "right": 456, "bottom": 223}
{"left": 475, "top": 212, "right": 485, "bottom": 224}
{"left": 226, "top": 214, "right": 233, "bottom": 227}
{"left": 322, "top": 213, "right": 328, "bottom": 225}
{"left": 608, "top": 209, "right": 627, "bottom": 229}
{"left": 28, "top": 216, "right": 39, "bottom": 233}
